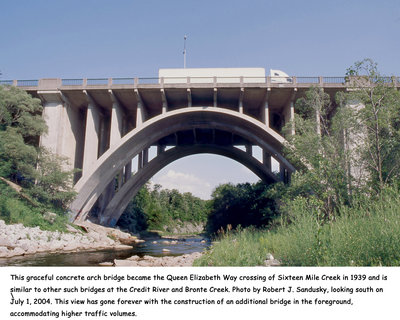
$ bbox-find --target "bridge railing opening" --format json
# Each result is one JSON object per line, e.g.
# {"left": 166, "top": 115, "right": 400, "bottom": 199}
{"left": 62, "top": 79, "right": 84, "bottom": 86}
{"left": 138, "top": 78, "right": 159, "bottom": 84}
{"left": 17, "top": 80, "right": 39, "bottom": 87}
{"left": 87, "top": 78, "right": 109, "bottom": 86}
{"left": 323, "top": 77, "right": 346, "bottom": 84}
{"left": 0, "top": 80, "right": 14, "bottom": 86}
{"left": 112, "top": 78, "right": 135, "bottom": 85}
{"left": 295, "top": 77, "right": 320, "bottom": 84}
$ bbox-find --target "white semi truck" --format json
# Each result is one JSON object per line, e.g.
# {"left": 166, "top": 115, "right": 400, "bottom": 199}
{"left": 159, "top": 68, "right": 292, "bottom": 84}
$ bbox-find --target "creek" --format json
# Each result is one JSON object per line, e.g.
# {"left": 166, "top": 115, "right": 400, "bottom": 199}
{"left": 0, "top": 236, "right": 209, "bottom": 266}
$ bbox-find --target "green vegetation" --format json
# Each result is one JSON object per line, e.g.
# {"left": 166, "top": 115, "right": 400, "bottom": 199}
{"left": 205, "top": 182, "right": 282, "bottom": 234}
{"left": 0, "top": 180, "right": 69, "bottom": 232}
{"left": 196, "top": 188, "right": 400, "bottom": 266}
{"left": 117, "top": 183, "right": 210, "bottom": 234}
{"left": 196, "top": 59, "right": 400, "bottom": 266}
{"left": 0, "top": 85, "right": 76, "bottom": 230}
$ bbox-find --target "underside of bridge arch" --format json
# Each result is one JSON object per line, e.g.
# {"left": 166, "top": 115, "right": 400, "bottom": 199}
{"left": 97, "top": 144, "right": 280, "bottom": 226}
{"left": 70, "top": 107, "right": 295, "bottom": 226}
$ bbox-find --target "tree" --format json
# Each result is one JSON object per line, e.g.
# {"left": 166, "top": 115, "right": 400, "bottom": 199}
{"left": 0, "top": 85, "right": 76, "bottom": 210}
{"left": 283, "top": 87, "right": 358, "bottom": 216}
{"left": 0, "top": 85, "right": 46, "bottom": 183}
{"left": 345, "top": 59, "right": 400, "bottom": 192}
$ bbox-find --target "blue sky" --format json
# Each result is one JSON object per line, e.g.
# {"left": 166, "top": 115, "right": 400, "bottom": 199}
{"left": 1, "top": 0, "right": 399, "bottom": 198}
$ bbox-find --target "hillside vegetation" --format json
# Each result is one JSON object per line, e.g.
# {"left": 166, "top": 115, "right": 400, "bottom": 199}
{"left": 0, "top": 86, "right": 75, "bottom": 231}
{"left": 195, "top": 59, "right": 400, "bottom": 266}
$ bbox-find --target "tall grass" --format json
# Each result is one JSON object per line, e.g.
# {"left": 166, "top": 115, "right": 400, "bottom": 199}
{"left": 194, "top": 187, "right": 400, "bottom": 266}
{"left": 0, "top": 181, "right": 69, "bottom": 232}
{"left": 193, "top": 227, "right": 269, "bottom": 266}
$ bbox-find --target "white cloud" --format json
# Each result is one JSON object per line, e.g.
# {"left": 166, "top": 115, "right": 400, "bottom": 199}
{"left": 151, "top": 170, "right": 212, "bottom": 199}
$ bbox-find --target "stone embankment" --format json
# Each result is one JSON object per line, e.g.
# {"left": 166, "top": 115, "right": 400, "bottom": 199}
{"left": 0, "top": 219, "right": 140, "bottom": 258}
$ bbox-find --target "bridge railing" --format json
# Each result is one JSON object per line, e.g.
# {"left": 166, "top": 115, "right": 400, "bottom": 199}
{"left": 112, "top": 78, "right": 135, "bottom": 85}
{"left": 0, "top": 80, "right": 14, "bottom": 86}
{"left": 1, "top": 76, "right": 399, "bottom": 88}
{"left": 323, "top": 77, "right": 346, "bottom": 84}
{"left": 295, "top": 77, "right": 320, "bottom": 84}
{"left": 87, "top": 78, "right": 109, "bottom": 85}
{"left": 62, "top": 79, "right": 84, "bottom": 86}
{"left": 17, "top": 80, "right": 39, "bottom": 87}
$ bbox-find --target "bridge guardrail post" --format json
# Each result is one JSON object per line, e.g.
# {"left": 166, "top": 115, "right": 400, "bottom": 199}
{"left": 319, "top": 76, "right": 323, "bottom": 86}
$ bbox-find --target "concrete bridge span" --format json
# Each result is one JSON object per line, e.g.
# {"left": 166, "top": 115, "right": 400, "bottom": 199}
{"left": 3, "top": 72, "right": 366, "bottom": 226}
{"left": 70, "top": 107, "right": 294, "bottom": 225}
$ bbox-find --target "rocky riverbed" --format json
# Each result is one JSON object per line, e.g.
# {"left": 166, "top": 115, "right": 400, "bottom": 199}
{"left": 0, "top": 219, "right": 140, "bottom": 258}
{"left": 109, "top": 252, "right": 203, "bottom": 267}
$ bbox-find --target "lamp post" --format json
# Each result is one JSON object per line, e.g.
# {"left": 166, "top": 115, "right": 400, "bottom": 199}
{"left": 183, "top": 35, "right": 187, "bottom": 68}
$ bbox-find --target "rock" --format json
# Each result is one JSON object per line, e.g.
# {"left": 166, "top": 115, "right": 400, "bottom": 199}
{"left": 0, "top": 237, "right": 12, "bottom": 247}
{"left": 0, "top": 246, "right": 10, "bottom": 257}
{"left": 127, "top": 255, "right": 141, "bottom": 261}
{"left": 10, "top": 247, "right": 25, "bottom": 257}
{"left": 99, "top": 262, "right": 113, "bottom": 266}
{"left": 162, "top": 248, "right": 171, "bottom": 253}
{"left": 43, "top": 212, "right": 57, "bottom": 224}
{"left": 66, "top": 224, "right": 82, "bottom": 234}
{"left": 264, "top": 253, "right": 281, "bottom": 266}
{"left": 266, "top": 253, "right": 274, "bottom": 260}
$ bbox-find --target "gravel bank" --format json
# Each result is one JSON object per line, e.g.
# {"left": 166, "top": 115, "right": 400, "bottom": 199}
{"left": 0, "top": 219, "right": 139, "bottom": 258}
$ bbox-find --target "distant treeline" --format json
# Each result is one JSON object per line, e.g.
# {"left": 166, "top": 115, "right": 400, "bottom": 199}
{"left": 117, "top": 180, "right": 282, "bottom": 235}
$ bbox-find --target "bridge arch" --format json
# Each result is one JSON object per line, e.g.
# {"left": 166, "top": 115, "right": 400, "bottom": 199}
{"left": 100, "top": 144, "right": 279, "bottom": 226}
{"left": 70, "top": 107, "right": 295, "bottom": 225}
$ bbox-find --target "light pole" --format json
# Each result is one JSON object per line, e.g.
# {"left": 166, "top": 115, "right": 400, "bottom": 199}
{"left": 183, "top": 35, "right": 187, "bottom": 68}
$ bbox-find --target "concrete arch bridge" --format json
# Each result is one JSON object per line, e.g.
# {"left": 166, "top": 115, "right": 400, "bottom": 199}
{"left": 8, "top": 70, "right": 356, "bottom": 226}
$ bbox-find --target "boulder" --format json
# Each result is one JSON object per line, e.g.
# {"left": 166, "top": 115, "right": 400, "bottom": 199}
{"left": 43, "top": 212, "right": 57, "bottom": 224}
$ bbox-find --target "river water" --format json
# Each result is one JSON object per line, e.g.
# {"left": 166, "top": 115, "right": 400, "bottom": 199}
{"left": 0, "top": 236, "right": 209, "bottom": 266}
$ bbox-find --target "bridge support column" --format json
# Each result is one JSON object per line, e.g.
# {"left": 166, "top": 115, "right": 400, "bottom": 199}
{"left": 157, "top": 144, "right": 166, "bottom": 156}
{"left": 39, "top": 93, "right": 81, "bottom": 173}
{"left": 239, "top": 88, "right": 244, "bottom": 113}
{"left": 187, "top": 89, "right": 192, "bottom": 108}
{"left": 109, "top": 90, "right": 125, "bottom": 144}
{"left": 263, "top": 151, "right": 272, "bottom": 171}
{"left": 245, "top": 144, "right": 252, "bottom": 156}
{"left": 82, "top": 100, "right": 101, "bottom": 175}
{"left": 161, "top": 89, "right": 168, "bottom": 114}
{"left": 135, "top": 89, "right": 147, "bottom": 127}
{"left": 280, "top": 165, "right": 286, "bottom": 183}
{"left": 262, "top": 88, "right": 271, "bottom": 127}
{"left": 124, "top": 161, "right": 132, "bottom": 182}
{"left": 143, "top": 148, "right": 149, "bottom": 166}
{"left": 284, "top": 88, "right": 297, "bottom": 135}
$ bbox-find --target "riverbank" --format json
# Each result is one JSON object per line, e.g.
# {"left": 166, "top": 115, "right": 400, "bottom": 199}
{"left": 0, "top": 219, "right": 140, "bottom": 258}
{"left": 111, "top": 252, "right": 203, "bottom": 267}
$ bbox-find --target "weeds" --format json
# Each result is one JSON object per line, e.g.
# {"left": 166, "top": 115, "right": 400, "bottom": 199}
{"left": 194, "top": 187, "right": 400, "bottom": 266}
